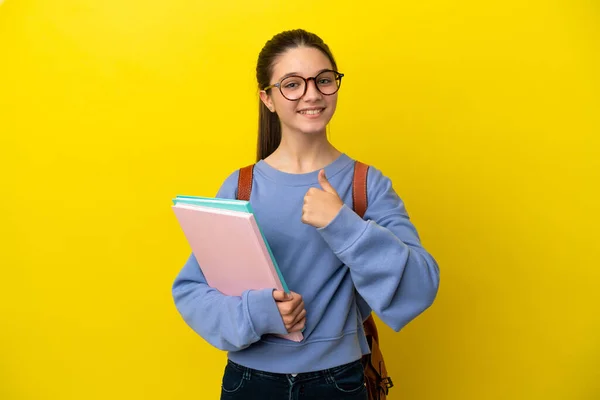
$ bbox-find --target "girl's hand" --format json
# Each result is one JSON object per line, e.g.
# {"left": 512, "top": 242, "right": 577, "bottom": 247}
{"left": 301, "top": 169, "right": 344, "bottom": 228}
{"left": 272, "top": 290, "right": 306, "bottom": 333}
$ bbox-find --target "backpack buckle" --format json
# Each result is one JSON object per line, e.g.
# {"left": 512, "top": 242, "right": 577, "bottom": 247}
{"left": 381, "top": 377, "right": 394, "bottom": 394}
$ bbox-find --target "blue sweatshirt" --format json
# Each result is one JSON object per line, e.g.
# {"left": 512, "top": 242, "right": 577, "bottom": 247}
{"left": 172, "top": 153, "right": 439, "bottom": 374}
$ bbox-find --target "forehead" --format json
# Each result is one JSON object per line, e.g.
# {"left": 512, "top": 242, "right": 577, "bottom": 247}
{"left": 271, "top": 46, "right": 334, "bottom": 80}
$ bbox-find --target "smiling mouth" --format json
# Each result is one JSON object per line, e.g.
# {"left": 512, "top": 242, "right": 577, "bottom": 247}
{"left": 298, "top": 108, "right": 325, "bottom": 115}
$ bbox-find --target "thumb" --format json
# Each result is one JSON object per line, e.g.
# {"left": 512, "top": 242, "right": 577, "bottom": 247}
{"left": 318, "top": 169, "right": 337, "bottom": 194}
{"left": 272, "top": 290, "right": 292, "bottom": 302}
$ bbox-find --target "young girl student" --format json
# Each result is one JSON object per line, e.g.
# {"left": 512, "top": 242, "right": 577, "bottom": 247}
{"left": 172, "top": 29, "right": 440, "bottom": 400}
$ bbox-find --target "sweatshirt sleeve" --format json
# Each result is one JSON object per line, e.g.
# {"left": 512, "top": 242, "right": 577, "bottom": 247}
{"left": 171, "top": 170, "right": 288, "bottom": 351}
{"left": 317, "top": 166, "right": 440, "bottom": 332}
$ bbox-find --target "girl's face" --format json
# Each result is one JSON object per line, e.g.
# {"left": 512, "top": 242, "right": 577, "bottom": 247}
{"left": 260, "top": 46, "right": 339, "bottom": 138}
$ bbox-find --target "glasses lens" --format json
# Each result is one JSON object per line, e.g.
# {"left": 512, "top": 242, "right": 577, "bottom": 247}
{"left": 280, "top": 76, "right": 306, "bottom": 100}
{"left": 316, "top": 71, "right": 341, "bottom": 95}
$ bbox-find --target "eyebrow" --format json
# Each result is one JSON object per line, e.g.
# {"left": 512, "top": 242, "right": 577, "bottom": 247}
{"left": 276, "top": 68, "right": 332, "bottom": 82}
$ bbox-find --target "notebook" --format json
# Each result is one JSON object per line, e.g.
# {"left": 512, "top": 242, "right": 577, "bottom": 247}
{"left": 172, "top": 196, "right": 302, "bottom": 342}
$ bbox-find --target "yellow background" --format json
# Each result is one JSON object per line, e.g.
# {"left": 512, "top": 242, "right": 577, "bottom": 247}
{"left": 1, "top": 0, "right": 598, "bottom": 399}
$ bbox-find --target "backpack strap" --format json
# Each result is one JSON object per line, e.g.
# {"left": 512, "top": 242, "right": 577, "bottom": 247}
{"left": 237, "top": 161, "right": 369, "bottom": 211}
{"left": 351, "top": 162, "right": 395, "bottom": 399}
{"left": 352, "top": 161, "right": 369, "bottom": 219}
{"left": 237, "top": 164, "right": 255, "bottom": 201}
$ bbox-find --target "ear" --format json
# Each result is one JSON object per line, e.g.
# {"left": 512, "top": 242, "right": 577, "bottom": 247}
{"left": 260, "top": 90, "right": 275, "bottom": 112}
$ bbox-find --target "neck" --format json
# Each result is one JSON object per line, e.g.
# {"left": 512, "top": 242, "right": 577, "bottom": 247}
{"left": 264, "top": 129, "right": 342, "bottom": 174}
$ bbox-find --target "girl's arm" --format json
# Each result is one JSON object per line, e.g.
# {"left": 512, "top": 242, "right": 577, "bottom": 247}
{"left": 172, "top": 253, "right": 288, "bottom": 351}
{"left": 171, "top": 171, "right": 288, "bottom": 351}
{"left": 318, "top": 166, "right": 440, "bottom": 331}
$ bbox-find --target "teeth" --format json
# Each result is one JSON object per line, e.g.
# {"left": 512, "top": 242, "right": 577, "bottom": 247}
{"left": 300, "top": 109, "right": 322, "bottom": 115}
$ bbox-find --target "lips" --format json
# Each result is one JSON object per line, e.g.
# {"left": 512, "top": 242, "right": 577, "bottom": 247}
{"left": 298, "top": 107, "right": 325, "bottom": 116}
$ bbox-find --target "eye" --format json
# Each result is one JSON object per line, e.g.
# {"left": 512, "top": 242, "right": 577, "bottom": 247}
{"left": 317, "top": 71, "right": 336, "bottom": 86}
{"left": 282, "top": 77, "right": 304, "bottom": 90}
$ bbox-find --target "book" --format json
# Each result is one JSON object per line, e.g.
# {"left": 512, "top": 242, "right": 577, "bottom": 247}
{"left": 171, "top": 195, "right": 302, "bottom": 342}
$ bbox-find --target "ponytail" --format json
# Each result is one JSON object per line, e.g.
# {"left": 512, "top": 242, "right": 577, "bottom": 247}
{"left": 256, "top": 99, "right": 281, "bottom": 161}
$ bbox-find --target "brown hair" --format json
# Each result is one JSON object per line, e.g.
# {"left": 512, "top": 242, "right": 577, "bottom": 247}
{"left": 255, "top": 29, "right": 338, "bottom": 161}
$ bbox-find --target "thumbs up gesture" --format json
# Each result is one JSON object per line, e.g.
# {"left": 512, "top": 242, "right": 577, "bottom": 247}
{"left": 301, "top": 169, "right": 344, "bottom": 228}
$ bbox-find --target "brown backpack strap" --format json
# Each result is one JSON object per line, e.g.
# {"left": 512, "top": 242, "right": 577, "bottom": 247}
{"left": 240, "top": 161, "right": 369, "bottom": 208}
{"left": 353, "top": 161, "right": 394, "bottom": 399}
{"left": 362, "top": 314, "right": 379, "bottom": 343}
{"left": 352, "top": 161, "right": 369, "bottom": 218}
{"left": 237, "top": 164, "right": 255, "bottom": 201}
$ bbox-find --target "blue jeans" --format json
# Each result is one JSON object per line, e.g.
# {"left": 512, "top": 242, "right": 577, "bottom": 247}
{"left": 220, "top": 359, "right": 368, "bottom": 400}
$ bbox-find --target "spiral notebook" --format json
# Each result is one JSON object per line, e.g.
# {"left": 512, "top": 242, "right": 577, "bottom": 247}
{"left": 171, "top": 195, "right": 302, "bottom": 342}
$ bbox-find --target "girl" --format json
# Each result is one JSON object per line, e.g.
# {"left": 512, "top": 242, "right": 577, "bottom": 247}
{"left": 172, "top": 29, "right": 440, "bottom": 400}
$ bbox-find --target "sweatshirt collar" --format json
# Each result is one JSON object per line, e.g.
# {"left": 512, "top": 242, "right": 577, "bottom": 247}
{"left": 254, "top": 153, "right": 354, "bottom": 186}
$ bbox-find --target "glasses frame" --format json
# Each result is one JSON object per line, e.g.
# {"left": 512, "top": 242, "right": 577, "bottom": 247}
{"left": 262, "top": 69, "right": 344, "bottom": 101}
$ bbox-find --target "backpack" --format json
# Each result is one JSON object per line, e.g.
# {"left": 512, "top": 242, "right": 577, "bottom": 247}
{"left": 236, "top": 160, "right": 394, "bottom": 400}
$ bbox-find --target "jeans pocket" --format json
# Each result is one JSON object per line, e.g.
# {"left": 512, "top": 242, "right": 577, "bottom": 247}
{"left": 330, "top": 361, "right": 367, "bottom": 394}
{"left": 221, "top": 362, "right": 247, "bottom": 394}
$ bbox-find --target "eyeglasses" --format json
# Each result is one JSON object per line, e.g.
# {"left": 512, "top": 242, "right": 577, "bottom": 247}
{"left": 263, "top": 69, "right": 344, "bottom": 101}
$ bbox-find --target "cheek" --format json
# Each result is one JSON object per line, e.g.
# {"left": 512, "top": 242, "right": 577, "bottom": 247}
{"left": 272, "top": 97, "right": 294, "bottom": 115}
{"left": 275, "top": 100, "right": 299, "bottom": 118}
{"left": 328, "top": 100, "right": 338, "bottom": 113}
{"left": 324, "top": 97, "right": 338, "bottom": 116}
{"left": 329, "top": 94, "right": 339, "bottom": 107}
{"left": 324, "top": 93, "right": 338, "bottom": 109}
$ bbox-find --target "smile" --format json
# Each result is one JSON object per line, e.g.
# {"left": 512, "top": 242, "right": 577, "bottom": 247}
{"left": 298, "top": 108, "right": 325, "bottom": 115}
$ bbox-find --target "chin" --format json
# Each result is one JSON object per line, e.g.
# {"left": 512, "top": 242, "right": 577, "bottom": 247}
{"left": 298, "top": 124, "right": 328, "bottom": 136}
{"left": 296, "top": 117, "right": 332, "bottom": 135}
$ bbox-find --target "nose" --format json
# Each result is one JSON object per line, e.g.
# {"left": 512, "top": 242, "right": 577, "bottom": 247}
{"left": 302, "top": 78, "right": 322, "bottom": 101}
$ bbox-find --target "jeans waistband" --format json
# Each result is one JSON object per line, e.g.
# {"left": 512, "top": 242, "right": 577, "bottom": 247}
{"left": 227, "top": 358, "right": 363, "bottom": 381}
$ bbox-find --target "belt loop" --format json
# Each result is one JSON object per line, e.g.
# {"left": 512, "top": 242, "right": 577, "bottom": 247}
{"left": 324, "top": 368, "right": 335, "bottom": 384}
{"left": 243, "top": 366, "right": 251, "bottom": 381}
